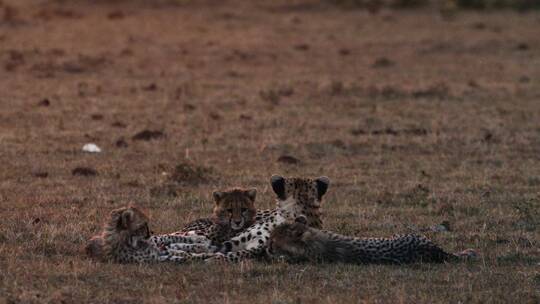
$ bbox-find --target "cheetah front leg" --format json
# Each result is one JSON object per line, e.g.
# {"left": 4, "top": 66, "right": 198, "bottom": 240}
{"left": 166, "top": 243, "right": 218, "bottom": 253}
{"left": 209, "top": 234, "right": 270, "bottom": 263}
{"left": 203, "top": 221, "right": 271, "bottom": 263}
{"left": 218, "top": 225, "right": 271, "bottom": 253}
{"left": 149, "top": 234, "right": 211, "bottom": 248}
{"left": 161, "top": 250, "right": 220, "bottom": 263}
{"left": 204, "top": 247, "right": 266, "bottom": 263}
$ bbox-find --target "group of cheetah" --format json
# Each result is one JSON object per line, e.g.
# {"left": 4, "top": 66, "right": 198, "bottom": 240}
{"left": 86, "top": 175, "right": 476, "bottom": 264}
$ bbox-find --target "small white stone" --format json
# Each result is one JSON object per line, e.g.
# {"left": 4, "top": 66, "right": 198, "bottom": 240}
{"left": 82, "top": 143, "right": 102, "bottom": 153}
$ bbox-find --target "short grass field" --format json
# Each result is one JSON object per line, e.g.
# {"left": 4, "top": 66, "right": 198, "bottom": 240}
{"left": 0, "top": 0, "right": 539, "bottom": 303}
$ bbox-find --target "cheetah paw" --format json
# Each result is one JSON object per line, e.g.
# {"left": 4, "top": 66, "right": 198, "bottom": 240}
{"left": 204, "top": 253, "right": 227, "bottom": 264}
{"left": 457, "top": 249, "right": 478, "bottom": 259}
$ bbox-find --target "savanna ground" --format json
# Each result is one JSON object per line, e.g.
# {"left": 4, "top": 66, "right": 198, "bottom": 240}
{"left": 0, "top": 0, "right": 539, "bottom": 303}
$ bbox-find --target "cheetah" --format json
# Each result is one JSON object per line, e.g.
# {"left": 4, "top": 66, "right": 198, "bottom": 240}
{"left": 85, "top": 206, "right": 214, "bottom": 263}
{"left": 267, "top": 217, "right": 477, "bottom": 264}
{"left": 170, "top": 187, "right": 258, "bottom": 246}
{"left": 208, "top": 175, "right": 330, "bottom": 262}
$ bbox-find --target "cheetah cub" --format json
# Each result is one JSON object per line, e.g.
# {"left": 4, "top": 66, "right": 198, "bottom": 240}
{"left": 268, "top": 217, "right": 477, "bottom": 264}
{"left": 173, "top": 187, "right": 258, "bottom": 245}
{"left": 85, "top": 206, "right": 213, "bottom": 263}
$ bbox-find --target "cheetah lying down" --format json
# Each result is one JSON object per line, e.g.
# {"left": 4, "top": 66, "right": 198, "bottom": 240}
{"left": 85, "top": 206, "right": 215, "bottom": 264}
{"left": 267, "top": 217, "right": 477, "bottom": 264}
{"left": 85, "top": 176, "right": 477, "bottom": 265}
{"left": 85, "top": 186, "right": 261, "bottom": 264}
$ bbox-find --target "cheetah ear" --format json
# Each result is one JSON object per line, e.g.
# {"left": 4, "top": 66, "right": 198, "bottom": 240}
{"left": 270, "top": 175, "right": 286, "bottom": 200}
{"left": 212, "top": 191, "right": 224, "bottom": 204}
{"left": 245, "top": 188, "right": 257, "bottom": 202}
{"left": 315, "top": 176, "right": 330, "bottom": 200}
{"left": 120, "top": 209, "right": 134, "bottom": 229}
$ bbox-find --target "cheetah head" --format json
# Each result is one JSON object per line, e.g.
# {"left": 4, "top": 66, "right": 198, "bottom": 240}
{"left": 212, "top": 187, "right": 257, "bottom": 231}
{"left": 108, "top": 206, "right": 151, "bottom": 249}
{"left": 270, "top": 175, "right": 330, "bottom": 229}
{"left": 87, "top": 205, "right": 152, "bottom": 261}
{"left": 267, "top": 217, "right": 310, "bottom": 262}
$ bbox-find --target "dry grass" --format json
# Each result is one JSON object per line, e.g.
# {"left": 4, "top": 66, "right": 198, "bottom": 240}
{"left": 0, "top": 0, "right": 539, "bottom": 303}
